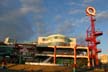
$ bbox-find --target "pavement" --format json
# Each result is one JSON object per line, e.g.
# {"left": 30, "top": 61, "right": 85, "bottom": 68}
{"left": 0, "top": 64, "right": 72, "bottom": 72}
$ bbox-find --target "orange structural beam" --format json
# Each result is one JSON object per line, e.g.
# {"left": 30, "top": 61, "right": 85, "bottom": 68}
{"left": 74, "top": 45, "right": 77, "bottom": 67}
{"left": 54, "top": 46, "right": 56, "bottom": 64}
{"left": 87, "top": 47, "right": 91, "bottom": 67}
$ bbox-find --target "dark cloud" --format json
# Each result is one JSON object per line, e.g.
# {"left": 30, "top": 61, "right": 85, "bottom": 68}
{"left": 0, "top": 0, "right": 94, "bottom": 43}
{"left": 0, "top": 13, "right": 35, "bottom": 42}
{"left": 0, "top": 0, "right": 45, "bottom": 42}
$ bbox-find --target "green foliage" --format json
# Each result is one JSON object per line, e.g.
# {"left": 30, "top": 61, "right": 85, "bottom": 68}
{"left": 76, "top": 58, "right": 88, "bottom": 68}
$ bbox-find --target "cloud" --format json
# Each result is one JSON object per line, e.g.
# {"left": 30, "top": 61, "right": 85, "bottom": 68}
{"left": 0, "top": 0, "right": 9, "bottom": 6}
{"left": 55, "top": 19, "right": 76, "bottom": 35}
{"left": 83, "top": 0, "right": 94, "bottom": 3}
{"left": 53, "top": 11, "right": 89, "bottom": 36}
{"left": 20, "top": 0, "right": 47, "bottom": 37}
{"left": 96, "top": 11, "right": 108, "bottom": 20}
{"left": 55, "top": 15, "right": 62, "bottom": 21}
{"left": 68, "top": 9, "right": 83, "bottom": 15}
{"left": 55, "top": 16, "right": 88, "bottom": 45}
{"left": 0, "top": 0, "right": 97, "bottom": 43}
{"left": 20, "top": 0, "right": 45, "bottom": 14}
{"left": 67, "top": 0, "right": 95, "bottom": 9}
{"left": 67, "top": 1, "right": 86, "bottom": 7}
{"left": 0, "top": 9, "right": 35, "bottom": 42}
{"left": 0, "top": 0, "right": 46, "bottom": 42}
{"left": 0, "top": 9, "right": 25, "bottom": 21}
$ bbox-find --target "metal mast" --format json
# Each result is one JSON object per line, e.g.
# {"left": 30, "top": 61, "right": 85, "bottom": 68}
{"left": 85, "top": 6, "right": 103, "bottom": 67}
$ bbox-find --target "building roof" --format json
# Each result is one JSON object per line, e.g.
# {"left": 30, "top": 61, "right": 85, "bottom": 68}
{"left": 47, "top": 34, "right": 66, "bottom": 38}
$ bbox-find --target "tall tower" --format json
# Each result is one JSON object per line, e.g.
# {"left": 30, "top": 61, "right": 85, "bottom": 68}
{"left": 85, "top": 6, "right": 103, "bottom": 67}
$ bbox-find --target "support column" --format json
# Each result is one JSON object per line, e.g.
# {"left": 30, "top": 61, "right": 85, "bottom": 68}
{"left": 87, "top": 47, "right": 91, "bottom": 67}
{"left": 54, "top": 46, "right": 56, "bottom": 64}
{"left": 73, "top": 45, "right": 77, "bottom": 72}
{"left": 74, "top": 45, "right": 77, "bottom": 66}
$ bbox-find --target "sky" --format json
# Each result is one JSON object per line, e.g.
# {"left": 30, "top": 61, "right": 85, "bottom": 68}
{"left": 0, "top": 0, "right": 108, "bottom": 54}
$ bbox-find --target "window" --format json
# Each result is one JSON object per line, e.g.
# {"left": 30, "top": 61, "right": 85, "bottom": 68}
{"left": 42, "top": 38, "right": 46, "bottom": 41}
{"left": 54, "top": 36, "right": 58, "bottom": 39}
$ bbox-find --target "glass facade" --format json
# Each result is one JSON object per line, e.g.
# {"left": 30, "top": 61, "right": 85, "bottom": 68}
{"left": 38, "top": 34, "right": 76, "bottom": 47}
{"left": 0, "top": 45, "right": 13, "bottom": 56}
{"left": 39, "top": 34, "right": 72, "bottom": 46}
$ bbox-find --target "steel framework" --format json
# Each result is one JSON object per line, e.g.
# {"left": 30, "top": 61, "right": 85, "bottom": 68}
{"left": 85, "top": 7, "right": 103, "bottom": 67}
